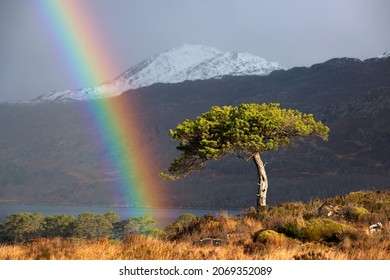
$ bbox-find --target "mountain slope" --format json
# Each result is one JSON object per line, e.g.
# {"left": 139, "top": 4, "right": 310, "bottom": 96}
{"left": 30, "top": 44, "right": 286, "bottom": 102}
{"left": 1, "top": 54, "right": 389, "bottom": 208}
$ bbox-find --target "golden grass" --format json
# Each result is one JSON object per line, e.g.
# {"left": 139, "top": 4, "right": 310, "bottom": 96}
{"left": 1, "top": 226, "right": 389, "bottom": 260}
{"left": 1, "top": 190, "right": 389, "bottom": 260}
{"left": 0, "top": 237, "right": 253, "bottom": 260}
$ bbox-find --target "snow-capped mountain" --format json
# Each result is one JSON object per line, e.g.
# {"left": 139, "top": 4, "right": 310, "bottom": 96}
{"left": 31, "top": 44, "right": 287, "bottom": 102}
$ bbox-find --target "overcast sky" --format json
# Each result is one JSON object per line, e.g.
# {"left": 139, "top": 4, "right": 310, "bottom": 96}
{"left": 0, "top": 0, "right": 389, "bottom": 102}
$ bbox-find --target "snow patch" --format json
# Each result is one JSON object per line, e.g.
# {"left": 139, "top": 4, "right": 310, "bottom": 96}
{"left": 379, "top": 51, "right": 390, "bottom": 58}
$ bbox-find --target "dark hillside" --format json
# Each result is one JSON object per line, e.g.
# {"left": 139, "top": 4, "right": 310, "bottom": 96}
{"left": 0, "top": 56, "right": 389, "bottom": 208}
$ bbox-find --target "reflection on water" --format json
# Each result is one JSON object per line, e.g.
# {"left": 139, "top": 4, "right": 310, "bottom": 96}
{"left": 0, "top": 205, "right": 242, "bottom": 228}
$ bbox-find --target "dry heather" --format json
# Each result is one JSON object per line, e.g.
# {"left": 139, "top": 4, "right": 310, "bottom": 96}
{"left": 1, "top": 190, "right": 389, "bottom": 260}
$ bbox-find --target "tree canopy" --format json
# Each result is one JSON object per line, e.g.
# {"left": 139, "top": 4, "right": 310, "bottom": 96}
{"left": 0, "top": 211, "right": 163, "bottom": 243}
{"left": 161, "top": 103, "right": 329, "bottom": 180}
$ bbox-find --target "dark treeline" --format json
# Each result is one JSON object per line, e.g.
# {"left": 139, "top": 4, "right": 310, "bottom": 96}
{"left": 0, "top": 211, "right": 170, "bottom": 243}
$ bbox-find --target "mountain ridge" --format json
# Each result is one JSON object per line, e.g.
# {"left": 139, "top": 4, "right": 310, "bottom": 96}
{"left": 6, "top": 46, "right": 389, "bottom": 104}
{"left": 28, "top": 44, "right": 287, "bottom": 103}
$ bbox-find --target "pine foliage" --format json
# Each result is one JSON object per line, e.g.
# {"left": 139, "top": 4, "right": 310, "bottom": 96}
{"left": 161, "top": 103, "right": 329, "bottom": 179}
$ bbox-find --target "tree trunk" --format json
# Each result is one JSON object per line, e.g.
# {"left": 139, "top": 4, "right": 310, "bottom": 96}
{"left": 253, "top": 152, "right": 268, "bottom": 213}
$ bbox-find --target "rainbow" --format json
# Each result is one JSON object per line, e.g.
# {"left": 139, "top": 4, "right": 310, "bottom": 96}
{"left": 34, "top": 0, "right": 163, "bottom": 214}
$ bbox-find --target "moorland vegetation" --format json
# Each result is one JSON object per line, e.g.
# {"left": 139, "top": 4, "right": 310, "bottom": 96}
{"left": 0, "top": 190, "right": 389, "bottom": 260}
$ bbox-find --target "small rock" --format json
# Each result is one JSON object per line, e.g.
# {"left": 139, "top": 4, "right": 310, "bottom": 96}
{"left": 369, "top": 222, "right": 383, "bottom": 233}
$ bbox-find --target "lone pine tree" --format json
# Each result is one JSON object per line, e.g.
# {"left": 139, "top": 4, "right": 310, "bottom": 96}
{"left": 160, "top": 103, "right": 329, "bottom": 212}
